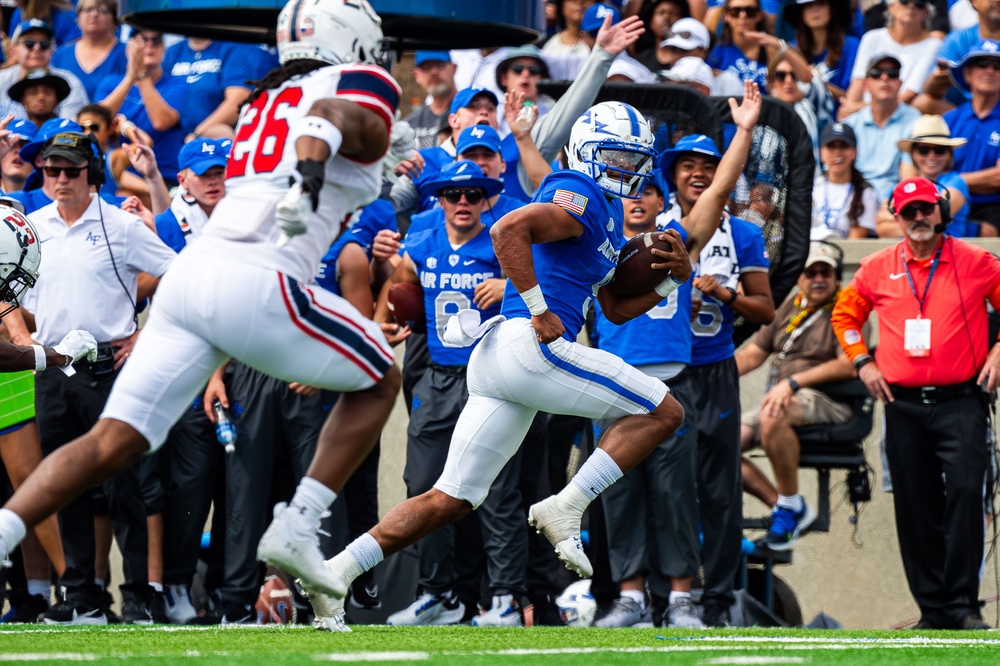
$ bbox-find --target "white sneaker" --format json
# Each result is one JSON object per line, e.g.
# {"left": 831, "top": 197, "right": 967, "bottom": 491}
{"left": 527, "top": 495, "right": 593, "bottom": 578}
{"left": 299, "top": 580, "right": 350, "bottom": 633}
{"left": 386, "top": 593, "right": 465, "bottom": 626}
{"left": 164, "top": 584, "right": 198, "bottom": 625}
{"left": 667, "top": 597, "right": 706, "bottom": 629}
{"left": 472, "top": 594, "right": 523, "bottom": 627}
{"left": 257, "top": 502, "right": 346, "bottom": 598}
{"left": 593, "top": 597, "right": 644, "bottom": 628}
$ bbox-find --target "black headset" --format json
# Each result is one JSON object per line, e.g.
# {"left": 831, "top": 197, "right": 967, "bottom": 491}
{"left": 814, "top": 239, "right": 845, "bottom": 282}
{"left": 887, "top": 180, "right": 952, "bottom": 232}
{"left": 83, "top": 132, "right": 106, "bottom": 188}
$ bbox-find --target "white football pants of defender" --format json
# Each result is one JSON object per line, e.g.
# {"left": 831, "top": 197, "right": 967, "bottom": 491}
{"left": 434, "top": 318, "right": 668, "bottom": 508}
{"left": 102, "top": 245, "right": 394, "bottom": 451}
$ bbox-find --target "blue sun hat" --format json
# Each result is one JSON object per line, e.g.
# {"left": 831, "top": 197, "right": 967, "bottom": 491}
{"left": 418, "top": 160, "right": 505, "bottom": 199}
{"left": 20, "top": 117, "right": 83, "bottom": 163}
{"left": 656, "top": 134, "right": 723, "bottom": 190}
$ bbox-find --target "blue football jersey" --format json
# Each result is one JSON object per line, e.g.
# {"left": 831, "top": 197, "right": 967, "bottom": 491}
{"left": 315, "top": 199, "right": 397, "bottom": 295}
{"left": 592, "top": 221, "right": 692, "bottom": 366}
{"left": 406, "top": 225, "right": 502, "bottom": 366}
{"left": 689, "top": 214, "right": 769, "bottom": 365}
{"left": 501, "top": 170, "right": 622, "bottom": 341}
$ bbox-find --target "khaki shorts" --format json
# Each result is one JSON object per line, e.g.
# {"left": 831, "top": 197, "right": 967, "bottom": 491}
{"left": 742, "top": 387, "right": 853, "bottom": 436}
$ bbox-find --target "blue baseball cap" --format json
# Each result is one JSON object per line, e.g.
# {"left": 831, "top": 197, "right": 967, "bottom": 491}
{"left": 179, "top": 137, "right": 231, "bottom": 175}
{"left": 656, "top": 134, "right": 722, "bottom": 191}
{"left": 415, "top": 51, "right": 451, "bottom": 67}
{"left": 951, "top": 39, "right": 1000, "bottom": 93}
{"left": 582, "top": 3, "right": 620, "bottom": 35}
{"left": 20, "top": 118, "right": 83, "bottom": 164}
{"left": 418, "top": 160, "right": 505, "bottom": 199}
{"left": 7, "top": 119, "right": 38, "bottom": 143}
{"left": 12, "top": 18, "right": 54, "bottom": 40}
{"left": 449, "top": 87, "right": 499, "bottom": 115}
{"left": 456, "top": 125, "right": 502, "bottom": 155}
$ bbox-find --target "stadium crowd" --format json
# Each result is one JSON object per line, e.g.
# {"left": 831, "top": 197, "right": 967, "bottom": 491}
{"left": 0, "top": 0, "right": 997, "bottom": 634}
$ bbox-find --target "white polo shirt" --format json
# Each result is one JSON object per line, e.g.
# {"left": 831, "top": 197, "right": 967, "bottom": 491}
{"left": 22, "top": 194, "right": 176, "bottom": 347}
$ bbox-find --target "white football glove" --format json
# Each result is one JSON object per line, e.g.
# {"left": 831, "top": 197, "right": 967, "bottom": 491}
{"left": 275, "top": 182, "right": 312, "bottom": 246}
{"left": 53, "top": 330, "right": 98, "bottom": 363}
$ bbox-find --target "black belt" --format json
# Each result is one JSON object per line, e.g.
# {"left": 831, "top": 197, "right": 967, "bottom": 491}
{"left": 73, "top": 342, "right": 117, "bottom": 376}
{"left": 890, "top": 380, "right": 980, "bottom": 405}
{"left": 428, "top": 361, "right": 468, "bottom": 377}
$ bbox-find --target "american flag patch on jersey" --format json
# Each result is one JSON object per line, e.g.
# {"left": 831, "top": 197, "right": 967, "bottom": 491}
{"left": 553, "top": 190, "right": 588, "bottom": 216}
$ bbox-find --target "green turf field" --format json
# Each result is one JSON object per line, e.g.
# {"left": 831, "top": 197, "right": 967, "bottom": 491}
{"left": 1, "top": 626, "right": 999, "bottom": 665}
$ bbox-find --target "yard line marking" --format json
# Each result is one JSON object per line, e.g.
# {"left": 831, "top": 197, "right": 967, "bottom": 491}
{"left": 0, "top": 654, "right": 97, "bottom": 662}
{"left": 315, "top": 652, "right": 429, "bottom": 662}
{"left": 704, "top": 658, "right": 807, "bottom": 664}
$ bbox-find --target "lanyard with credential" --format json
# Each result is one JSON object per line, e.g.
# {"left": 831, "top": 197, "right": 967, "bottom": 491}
{"left": 902, "top": 243, "right": 942, "bottom": 318}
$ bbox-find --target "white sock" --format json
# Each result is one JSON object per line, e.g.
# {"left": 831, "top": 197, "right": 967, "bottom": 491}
{"left": 329, "top": 532, "right": 381, "bottom": 590}
{"left": 570, "top": 448, "right": 623, "bottom": 501}
{"left": 669, "top": 590, "right": 691, "bottom": 604}
{"left": 553, "top": 482, "right": 591, "bottom": 517}
{"left": 150, "top": 582, "right": 163, "bottom": 593}
{"left": 776, "top": 493, "right": 804, "bottom": 513}
{"left": 621, "top": 589, "right": 645, "bottom": 607}
{"left": 288, "top": 477, "right": 337, "bottom": 526}
{"left": 27, "top": 579, "right": 50, "bottom": 600}
{"left": 0, "top": 508, "right": 26, "bottom": 559}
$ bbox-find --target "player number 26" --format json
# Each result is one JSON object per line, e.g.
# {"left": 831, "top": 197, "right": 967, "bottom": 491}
{"left": 227, "top": 87, "right": 305, "bottom": 178}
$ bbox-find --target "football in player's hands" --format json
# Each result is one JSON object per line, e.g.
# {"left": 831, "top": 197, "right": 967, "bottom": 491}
{"left": 387, "top": 282, "right": 426, "bottom": 334}
{"left": 609, "top": 232, "right": 676, "bottom": 296}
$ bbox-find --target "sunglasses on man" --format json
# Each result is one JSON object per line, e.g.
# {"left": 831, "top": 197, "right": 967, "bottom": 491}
{"left": 440, "top": 188, "right": 485, "bottom": 205}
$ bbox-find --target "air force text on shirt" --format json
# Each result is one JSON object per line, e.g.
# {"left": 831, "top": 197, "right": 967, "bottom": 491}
{"left": 419, "top": 269, "right": 497, "bottom": 290}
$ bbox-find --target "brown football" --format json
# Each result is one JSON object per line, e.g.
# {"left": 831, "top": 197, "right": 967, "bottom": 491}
{"left": 387, "top": 282, "right": 426, "bottom": 333}
{"left": 609, "top": 231, "right": 675, "bottom": 296}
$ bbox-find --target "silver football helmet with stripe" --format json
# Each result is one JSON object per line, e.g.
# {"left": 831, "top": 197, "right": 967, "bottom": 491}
{"left": 566, "top": 101, "right": 655, "bottom": 199}
{"left": 276, "top": 0, "right": 385, "bottom": 67}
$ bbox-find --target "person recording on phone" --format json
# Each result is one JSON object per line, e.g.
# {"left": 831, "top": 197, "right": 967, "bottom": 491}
{"left": 831, "top": 176, "right": 1000, "bottom": 631}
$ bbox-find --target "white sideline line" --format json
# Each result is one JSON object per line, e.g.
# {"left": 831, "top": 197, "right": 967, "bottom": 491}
{"left": 315, "top": 653, "right": 429, "bottom": 662}
{"left": 0, "top": 655, "right": 97, "bottom": 662}
{"left": 704, "top": 658, "right": 807, "bottom": 664}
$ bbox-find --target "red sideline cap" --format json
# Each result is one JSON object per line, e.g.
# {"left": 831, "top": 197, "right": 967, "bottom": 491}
{"left": 892, "top": 177, "right": 939, "bottom": 212}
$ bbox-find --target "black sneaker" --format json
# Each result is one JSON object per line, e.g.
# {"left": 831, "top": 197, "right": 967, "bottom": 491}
{"left": 957, "top": 612, "right": 992, "bottom": 630}
{"left": 349, "top": 572, "right": 381, "bottom": 610}
{"left": 702, "top": 604, "right": 731, "bottom": 628}
{"left": 2, "top": 594, "right": 49, "bottom": 623}
{"left": 121, "top": 591, "right": 154, "bottom": 625}
{"left": 530, "top": 595, "right": 565, "bottom": 626}
{"left": 191, "top": 602, "right": 254, "bottom": 625}
{"left": 101, "top": 590, "right": 122, "bottom": 624}
{"left": 148, "top": 592, "right": 170, "bottom": 624}
{"left": 41, "top": 598, "right": 108, "bottom": 625}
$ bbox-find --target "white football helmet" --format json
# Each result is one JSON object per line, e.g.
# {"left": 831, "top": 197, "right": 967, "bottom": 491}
{"left": 276, "top": 0, "right": 385, "bottom": 67}
{"left": 555, "top": 579, "right": 597, "bottom": 628}
{"left": 0, "top": 205, "right": 41, "bottom": 319}
{"left": 566, "top": 101, "right": 656, "bottom": 199}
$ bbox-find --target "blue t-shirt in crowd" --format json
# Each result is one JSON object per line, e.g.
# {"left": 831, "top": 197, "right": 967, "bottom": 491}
{"left": 94, "top": 73, "right": 188, "bottom": 181}
{"left": 937, "top": 170, "right": 973, "bottom": 237}
{"left": 593, "top": 220, "right": 693, "bottom": 367}
{"left": 707, "top": 44, "right": 769, "bottom": 94}
{"left": 315, "top": 199, "right": 397, "bottom": 295}
{"left": 52, "top": 40, "right": 128, "bottom": 103}
{"left": 405, "top": 223, "right": 502, "bottom": 366}
{"left": 807, "top": 35, "right": 860, "bottom": 94}
{"left": 691, "top": 215, "right": 770, "bottom": 366}
{"left": 500, "top": 169, "right": 622, "bottom": 342}
{"left": 945, "top": 102, "right": 1000, "bottom": 207}
{"left": 161, "top": 40, "right": 273, "bottom": 135}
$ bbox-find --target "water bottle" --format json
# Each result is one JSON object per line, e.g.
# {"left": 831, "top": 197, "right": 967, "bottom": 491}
{"left": 213, "top": 400, "right": 236, "bottom": 454}
{"left": 514, "top": 100, "right": 537, "bottom": 133}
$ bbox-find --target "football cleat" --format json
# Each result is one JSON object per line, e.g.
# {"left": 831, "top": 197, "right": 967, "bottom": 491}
{"left": 297, "top": 579, "right": 350, "bottom": 633}
{"left": 386, "top": 593, "right": 465, "bottom": 626}
{"left": 472, "top": 594, "right": 523, "bottom": 627}
{"left": 527, "top": 495, "right": 593, "bottom": 578}
{"left": 257, "top": 502, "right": 346, "bottom": 598}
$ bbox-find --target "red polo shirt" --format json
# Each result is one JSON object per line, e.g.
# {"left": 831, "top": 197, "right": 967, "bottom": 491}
{"left": 832, "top": 236, "right": 1000, "bottom": 387}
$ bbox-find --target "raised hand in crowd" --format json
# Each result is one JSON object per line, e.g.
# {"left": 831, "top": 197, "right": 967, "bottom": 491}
{"left": 595, "top": 13, "right": 645, "bottom": 56}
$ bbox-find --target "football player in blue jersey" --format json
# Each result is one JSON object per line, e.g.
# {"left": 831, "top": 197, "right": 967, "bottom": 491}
{"left": 319, "top": 86, "right": 762, "bottom": 603}
{"left": 656, "top": 129, "right": 776, "bottom": 627}
{"left": 592, "top": 89, "right": 761, "bottom": 628}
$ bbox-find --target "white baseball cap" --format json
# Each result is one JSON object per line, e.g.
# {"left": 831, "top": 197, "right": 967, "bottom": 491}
{"left": 663, "top": 56, "right": 714, "bottom": 89}
{"left": 660, "top": 18, "right": 710, "bottom": 51}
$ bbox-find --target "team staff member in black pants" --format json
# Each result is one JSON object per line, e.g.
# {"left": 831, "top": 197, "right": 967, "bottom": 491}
{"left": 833, "top": 176, "right": 1000, "bottom": 631}
{"left": 6, "top": 132, "right": 175, "bottom": 624}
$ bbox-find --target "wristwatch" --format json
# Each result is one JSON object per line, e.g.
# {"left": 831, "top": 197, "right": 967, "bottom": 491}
{"left": 725, "top": 287, "right": 738, "bottom": 305}
{"left": 787, "top": 376, "right": 800, "bottom": 392}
